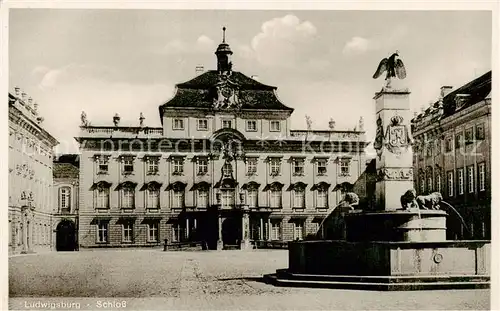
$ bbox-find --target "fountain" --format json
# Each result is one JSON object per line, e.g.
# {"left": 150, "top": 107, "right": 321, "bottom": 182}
{"left": 264, "top": 54, "right": 490, "bottom": 290}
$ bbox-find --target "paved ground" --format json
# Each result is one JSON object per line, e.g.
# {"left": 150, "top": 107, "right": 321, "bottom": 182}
{"left": 9, "top": 249, "right": 490, "bottom": 310}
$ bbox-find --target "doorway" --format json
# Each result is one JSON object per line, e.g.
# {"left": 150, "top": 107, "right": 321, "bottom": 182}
{"left": 56, "top": 220, "right": 77, "bottom": 251}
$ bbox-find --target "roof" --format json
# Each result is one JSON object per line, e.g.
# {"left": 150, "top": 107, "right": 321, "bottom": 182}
{"left": 412, "top": 71, "right": 491, "bottom": 123}
{"left": 53, "top": 163, "right": 79, "bottom": 179}
{"left": 159, "top": 70, "right": 294, "bottom": 118}
{"left": 54, "top": 154, "right": 80, "bottom": 166}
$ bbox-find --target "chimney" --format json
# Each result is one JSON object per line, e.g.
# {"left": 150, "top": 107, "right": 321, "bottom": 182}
{"left": 251, "top": 75, "right": 259, "bottom": 81}
{"left": 195, "top": 65, "right": 204, "bottom": 75}
{"left": 21, "top": 92, "right": 27, "bottom": 101}
{"left": 14, "top": 87, "right": 21, "bottom": 96}
{"left": 28, "top": 97, "right": 33, "bottom": 107}
{"left": 440, "top": 86, "right": 453, "bottom": 98}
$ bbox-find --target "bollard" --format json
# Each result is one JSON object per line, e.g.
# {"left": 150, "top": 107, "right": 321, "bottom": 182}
{"left": 163, "top": 239, "right": 168, "bottom": 251}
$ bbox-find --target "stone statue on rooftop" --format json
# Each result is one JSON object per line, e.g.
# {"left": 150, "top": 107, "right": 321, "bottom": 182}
{"left": 373, "top": 51, "right": 406, "bottom": 88}
{"left": 81, "top": 111, "right": 88, "bottom": 126}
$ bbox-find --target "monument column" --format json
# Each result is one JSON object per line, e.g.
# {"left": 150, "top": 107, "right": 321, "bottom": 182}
{"left": 240, "top": 207, "right": 251, "bottom": 250}
{"left": 373, "top": 88, "right": 414, "bottom": 211}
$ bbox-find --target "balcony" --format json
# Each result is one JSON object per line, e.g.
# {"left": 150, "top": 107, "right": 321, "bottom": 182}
{"left": 79, "top": 126, "right": 163, "bottom": 139}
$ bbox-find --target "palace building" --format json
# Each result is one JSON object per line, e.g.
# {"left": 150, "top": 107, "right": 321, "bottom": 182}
{"left": 411, "top": 71, "right": 491, "bottom": 240}
{"left": 8, "top": 88, "right": 59, "bottom": 255}
{"left": 76, "top": 29, "right": 369, "bottom": 250}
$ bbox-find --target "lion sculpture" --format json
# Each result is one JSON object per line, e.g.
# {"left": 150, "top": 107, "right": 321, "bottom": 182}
{"left": 400, "top": 189, "right": 418, "bottom": 210}
{"left": 416, "top": 192, "right": 443, "bottom": 210}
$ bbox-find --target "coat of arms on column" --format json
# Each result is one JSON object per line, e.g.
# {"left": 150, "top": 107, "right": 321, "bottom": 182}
{"left": 383, "top": 115, "right": 413, "bottom": 155}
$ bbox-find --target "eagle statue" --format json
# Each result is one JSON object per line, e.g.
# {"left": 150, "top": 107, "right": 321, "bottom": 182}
{"left": 373, "top": 51, "right": 406, "bottom": 88}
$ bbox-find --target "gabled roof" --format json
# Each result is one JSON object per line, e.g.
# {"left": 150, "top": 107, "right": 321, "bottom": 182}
{"left": 159, "top": 70, "right": 294, "bottom": 119}
{"left": 53, "top": 163, "right": 79, "bottom": 179}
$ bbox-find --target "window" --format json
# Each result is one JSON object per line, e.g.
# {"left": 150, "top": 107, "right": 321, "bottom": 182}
{"left": 436, "top": 173, "right": 442, "bottom": 193}
{"left": 425, "top": 142, "right": 432, "bottom": 157}
{"left": 467, "top": 166, "right": 474, "bottom": 194}
{"left": 445, "top": 136, "right": 453, "bottom": 152}
{"left": 293, "top": 189, "right": 305, "bottom": 208}
{"left": 122, "top": 187, "right": 135, "bottom": 209}
{"left": 435, "top": 140, "right": 441, "bottom": 155}
{"left": 197, "top": 119, "right": 208, "bottom": 131}
{"left": 146, "top": 158, "right": 159, "bottom": 175}
{"left": 339, "top": 160, "right": 350, "bottom": 176}
{"left": 59, "top": 187, "right": 71, "bottom": 211}
{"left": 96, "top": 186, "right": 110, "bottom": 209}
{"left": 270, "top": 120, "right": 281, "bottom": 132}
{"left": 246, "top": 120, "right": 257, "bottom": 132}
{"left": 147, "top": 188, "right": 159, "bottom": 209}
{"left": 123, "top": 158, "right": 134, "bottom": 174}
{"left": 171, "top": 222, "right": 183, "bottom": 242}
{"left": 455, "top": 133, "right": 463, "bottom": 149}
{"left": 270, "top": 190, "right": 282, "bottom": 208}
{"left": 197, "top": 158, "right": 208, "bottom": 175}
{"left": 270, "top": 221, "right": 281, "bottom": 241}
{"left": 476, "top": 123, "right": 485, "bottom": 140}
{"left": 197, "top": 190, "right": 208, "bottom": 208}
{"left": 270, "top": 158, "right": 281, "bottom": 176}
{"left": 293, "top": 221, "right": 304, "bottom": 240}
{"left": 147, "top": 223, "right": 159, "bottom": 242}
{"left": 420, "top": 177, "right": 425, "bottom": 194}
{"left": 458, "top": 168, "right": 464, "bottom": 195}
{"left": 427, "top": 175, "right": 433, "bottom": 193}
{"left": 122, "top": 223, "right": 133, "bottom": 243}
{"left": 173, "top": 119, "right": 184, "bottom": 130}
{"left": 247, "top": 189, "right": 258, "bottom": 208}
{"left": 478, "top": 163, "right": 486, "bottom": 191}
{"left": 292, "top": 159, "right": 305, "bottom": 176}
{"left": 97, "top": 222, "right": 108, "bottom": 243}
{"left": 222, "top": 119, "right": 232, "bottom": 129}
{"left": 447, "top": 171, "right": 454, "bottom": 197}
{"left": 317, "top": 189, "right": 328, "bottom": 208}
{"left": 222, "top": 162, "right": 233, "bottom": 177}
{"left": 465, "top": 128, "right": 474, "bottom": 145}
{"left": 317, "top": 159, "right": 327, "bottom": 175}
{"left": 97, "top": 156, "right": 109, "bottom": 174}
{"left": 172, "top": 158, "right": 184, "bottom": 175}
{"left": 221, "top": 190, "right": 235, "bottom": 208}
{"left": 246, "top": 158, "right": 258, "bottom": 175}
{"left": 172, "top": 190, "right": 184, "bottom": 209}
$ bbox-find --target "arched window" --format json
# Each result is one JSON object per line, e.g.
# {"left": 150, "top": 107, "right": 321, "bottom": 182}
{"left": 59, "top": 187, "right": 71, "bottom": 212}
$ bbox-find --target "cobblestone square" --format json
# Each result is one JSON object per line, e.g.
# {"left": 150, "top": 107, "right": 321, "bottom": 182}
{"left": 9, "top": 249, "right": 490, "bottom": 310}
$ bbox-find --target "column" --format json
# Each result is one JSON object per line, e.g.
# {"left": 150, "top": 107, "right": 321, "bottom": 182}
{"left": 373, "top": 88, "right": 413, "bottom": 211}
{"left": 267, "top": 218, "right": 272, "bottom": 240}
{"left": 259, "top": 217, "right": 264, "bottom": 240}
{"left": 217, "top": 216, "right": 223, "bottom": 250}
{"left": 185, "top": 218, "right": 190, "bottom": 240}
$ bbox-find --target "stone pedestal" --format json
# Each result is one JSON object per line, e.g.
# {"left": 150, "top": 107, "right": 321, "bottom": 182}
{"left": 240, "top": 210, "right": 251, "bottom": 250}
{"left": 373, "top": 88, "right": 414, "bottom": 211}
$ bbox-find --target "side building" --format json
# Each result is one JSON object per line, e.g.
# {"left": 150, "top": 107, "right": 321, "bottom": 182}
{"left": 411, "top": 71, "right": 491, "bottom": 239}
{"left": 76, "top": 31, "right": 369, "bottom": 250}
{"left": 53, "top": 154, "right": 80, "bottom": 251}
{"left": 8, "top": 88, "right": 59, "bottom": 254}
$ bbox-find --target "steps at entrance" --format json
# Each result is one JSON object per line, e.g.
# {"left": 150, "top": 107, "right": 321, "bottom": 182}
{"left": 223, "top": 244, "right": 240, "bottom": 250}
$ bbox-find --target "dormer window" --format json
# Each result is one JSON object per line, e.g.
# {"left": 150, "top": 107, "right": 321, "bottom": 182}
{"left": 173, "top": 119, "right": 184, "bottom": 130}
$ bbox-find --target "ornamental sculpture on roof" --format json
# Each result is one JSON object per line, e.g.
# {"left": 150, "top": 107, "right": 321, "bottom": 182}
{"left": 213, "top": 75, "right": 241, "bottom": 110}
{"left": 373, "top": 51, "right": 406, "bottom": 88}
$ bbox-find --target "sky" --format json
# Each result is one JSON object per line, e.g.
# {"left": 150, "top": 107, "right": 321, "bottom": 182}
{"left": 8, "top": 9, "right": 492, "bottom": 154}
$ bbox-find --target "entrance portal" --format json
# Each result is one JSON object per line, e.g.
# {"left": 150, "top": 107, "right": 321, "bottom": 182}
{"left": 56, "top": 220, "right": 76, "bottom": 251}
{"left": 222, "top": 217, "right": 241, "bottom": 247}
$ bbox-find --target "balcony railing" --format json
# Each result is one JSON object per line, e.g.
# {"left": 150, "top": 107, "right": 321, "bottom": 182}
{"left": 80, "top": 126, "right": 163, "bottom": 137}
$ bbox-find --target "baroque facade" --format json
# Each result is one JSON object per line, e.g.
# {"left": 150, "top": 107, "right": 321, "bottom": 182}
{"left": 77, "top": 31, "right": 368, "bottom": 250}
{"left": 411, "top": 71, "right": 491, "bottom": 239}
{"left": 8, "top": 88, "right": 59, "bottom": 255}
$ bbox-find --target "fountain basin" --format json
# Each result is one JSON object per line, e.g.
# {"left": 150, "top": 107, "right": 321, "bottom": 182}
{"left": 264, "top": 240, "right": 490, "bottom": 290}
{"left": 345, "top": 210, "right": 447, "bottom": 242}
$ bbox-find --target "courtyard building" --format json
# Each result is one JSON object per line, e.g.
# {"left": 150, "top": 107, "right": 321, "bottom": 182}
{"left": 76, "top": 29, "right": 368, "bottom": 250}
{"left": 53, "top": 154, "right": 80, "bottom": 251}
{"left": 411, "top": 71, "right": 491, "bottom": 240}
{"left": 8, "top": 88, "right": 59, "bottom": 255}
